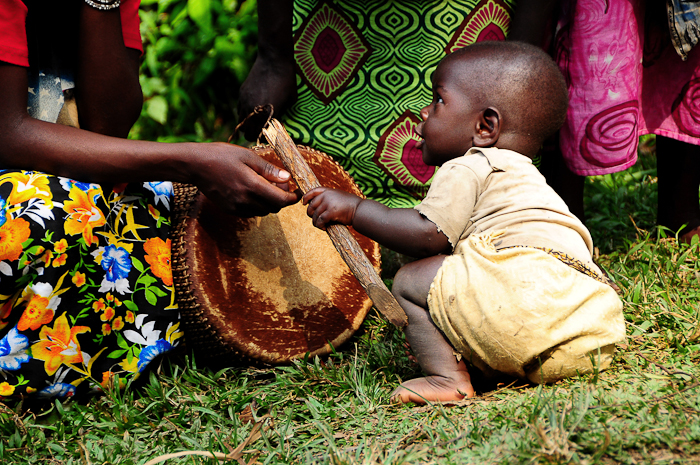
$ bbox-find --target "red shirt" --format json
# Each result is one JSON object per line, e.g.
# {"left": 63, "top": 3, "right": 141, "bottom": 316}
{"left": 0, "top": 0, "right": 143, "bottom": 67}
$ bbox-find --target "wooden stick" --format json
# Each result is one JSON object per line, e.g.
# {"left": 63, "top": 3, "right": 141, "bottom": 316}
{"left": 263, "top": 119, "right": 408, "bottom": 328}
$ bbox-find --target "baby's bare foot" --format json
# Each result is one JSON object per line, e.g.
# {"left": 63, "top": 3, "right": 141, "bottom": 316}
{"left": 390, "top": 372, "right": 475, "bottom": 404}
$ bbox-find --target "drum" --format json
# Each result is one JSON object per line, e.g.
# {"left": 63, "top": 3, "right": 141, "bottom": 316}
{"left": 170, "top": 145, "right": 381, "bottom": 365}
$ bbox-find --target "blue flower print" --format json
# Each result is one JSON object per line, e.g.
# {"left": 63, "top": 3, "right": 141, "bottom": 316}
{"left": 94, "top": 244, "right": 133, "bottom": 294}
{"left": 0, "top": 328, "right": 30, "bottom": 371}
{"left": 101, "top": 245, "right": 132, "bottom": 282}
{"left": 37, "top": 383, "right": 76, "bottom": 399}
{"left": 144, "top": 182, "right": 173, "bottom": 210}
{"left": 137, "top": 339, "right": 172, "bottom": 372}
{"left": 0, "top": 197, "right": 6, "bottom": 228}
{"left": 59, "top": 178, "right": 100, "bottom": 195}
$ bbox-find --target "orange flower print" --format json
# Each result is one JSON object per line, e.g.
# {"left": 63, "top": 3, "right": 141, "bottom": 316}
{"left": 144, "top": 237, "right": 172, "bottom": 286}
{"left": 100, "top": 371, "right": 115, "bottom": 388}
{"left": 0, "top": 172, "right": 52, "bottom": 207}
{"left": 100, "top": 371, "right": 126, "bottom": 390}
{"left": 100, "top": 306, "right": 115, "bottom": 322}
{"left": 0, "top": 217, "right": 31, "bottom": 262}
{"left": 93, "top": 299, "right": 106, "bottom": 313}
{"left": 148, "top": 204, "right": 160, "bottom": 220}
{"left": 72, "top": 272, "right": 86, "bottom": 287}
{"left": 30, "top": 313, "right": 90, "bottom": 376}
{"left": 54, "top": 239, "right": 68, "bottom": 254}
{"left": 0, "top": 300, "right": 13, "bottom": 331}
{"left": 112, "top": 316, "right": 124, "bottom": 331}
{"left": 63, "top": 187, "right": 105, "bottom": 246}
{"left": 41, "top": 250, "right": 53, "bottom": 267}
{"left": 0, "top": 382, "right": 14, "bottom": 396}
{"left": 52, "top": 253, "right": 67, "bottom": 267}
{"left": 102, "top": 323, "right": 111, "bottom": 336}
{"left": 17, "top": 295, "right": 54, "bottom": 331}
{"left": 105, "top": 294, "right": 122, "bottom": 307}
{"left": 125, "top": 311, "right": 135, "bottom": 323}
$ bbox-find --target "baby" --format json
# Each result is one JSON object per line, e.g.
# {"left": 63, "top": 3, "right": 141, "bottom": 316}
{"left": 303, "top": 41, "right": 626, "bottom": 404}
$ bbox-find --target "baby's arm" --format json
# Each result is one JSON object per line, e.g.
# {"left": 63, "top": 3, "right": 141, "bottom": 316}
{"left": 303, "top": 187, "right": 451, "bottom": 258}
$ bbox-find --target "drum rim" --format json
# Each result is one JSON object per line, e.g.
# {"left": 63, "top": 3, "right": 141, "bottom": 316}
{"left": 170, "top": 145, "right": 381, "bottom": 365}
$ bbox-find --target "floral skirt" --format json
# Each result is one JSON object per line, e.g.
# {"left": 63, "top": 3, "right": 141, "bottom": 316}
{"left": 0, "top": 171, "right": 182, "bottom": 400}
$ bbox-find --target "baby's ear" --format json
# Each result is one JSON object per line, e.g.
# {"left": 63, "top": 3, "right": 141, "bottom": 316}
{"left": 473, "top": 107, "right": 501, "bottom": 147}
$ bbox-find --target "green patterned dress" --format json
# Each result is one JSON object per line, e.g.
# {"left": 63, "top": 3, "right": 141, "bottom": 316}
{"left": 285, "top": 0, "right": 516, "bottom": 207}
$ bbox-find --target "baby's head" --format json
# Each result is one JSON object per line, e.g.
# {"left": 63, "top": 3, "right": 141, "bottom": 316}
{"left": 416, "top": 40, "right": 568, "bottom": 164}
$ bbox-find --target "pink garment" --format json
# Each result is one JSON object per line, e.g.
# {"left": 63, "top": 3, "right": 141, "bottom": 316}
{"left": 557, "top": 0, "right": 700, "bottom": 176}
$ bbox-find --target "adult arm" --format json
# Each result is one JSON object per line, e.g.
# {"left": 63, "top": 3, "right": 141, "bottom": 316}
{"left": 74, "top": 3, "right": 143, "bottom": 137}
{"left": 237, "top": 0, "right": 296, "bottom": 141}
{"left": 508, "top": 0, "right": 560, "bottom": 47}
{"left": 0, "top": 62, "right": 299, "bottom": 217}
{"left": 303, "top": 188, "right": 451, "bottom": 258}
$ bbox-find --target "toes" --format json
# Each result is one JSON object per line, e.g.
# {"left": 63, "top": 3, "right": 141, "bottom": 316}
{"left": 389, "top": 387, "right": 409, "bottom": 404}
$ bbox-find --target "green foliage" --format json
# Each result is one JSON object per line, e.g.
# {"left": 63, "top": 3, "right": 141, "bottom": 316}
{"left": 4, "top": 146, "right": 700, "bottom": 463}
{"left": 7, "top": 30, "right": 700, "bottom": 459}
{"left": 131, "top": 0, "right": 258, "bottom": 143}
{"left": 584, "top": 135, "right": 658, "bottom": 254}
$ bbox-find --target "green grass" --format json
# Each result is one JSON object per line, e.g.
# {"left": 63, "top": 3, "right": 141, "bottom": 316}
{"left": 2, "top": 141, "right": 700, "bottom": 464}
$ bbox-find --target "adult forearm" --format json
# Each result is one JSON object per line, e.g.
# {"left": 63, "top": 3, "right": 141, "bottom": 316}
{"left": 237, "top": 0, "right": 296, "bottom": 139}
{"left": 76, "top": 4, "right": 142, "bottom": 137}
{"left": 0, "top": 115, "right": 189, "bottom": 184}
{"left": 256, "top": 0, "right": 294, "bottom": 61}
{"left": 0, "top": 112, "right": 301, "bottom": 218}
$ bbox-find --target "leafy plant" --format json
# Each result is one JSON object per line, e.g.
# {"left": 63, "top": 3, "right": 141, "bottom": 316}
{"left": 131, "top": 0, "right": 259, "bottom": 143}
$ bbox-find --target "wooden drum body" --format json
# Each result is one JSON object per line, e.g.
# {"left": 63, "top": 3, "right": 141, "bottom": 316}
{"left": 171, "top": 146, "right": 381, "bottom": 365}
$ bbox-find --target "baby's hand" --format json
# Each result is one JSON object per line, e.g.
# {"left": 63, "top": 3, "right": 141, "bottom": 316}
{"left": 302, "top": 187, "right": 362, "bottom": 230}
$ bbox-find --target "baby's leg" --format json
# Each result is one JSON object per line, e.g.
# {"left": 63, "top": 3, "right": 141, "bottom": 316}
{"left": 390, "top": 255, "right": 474, "bottom": 404}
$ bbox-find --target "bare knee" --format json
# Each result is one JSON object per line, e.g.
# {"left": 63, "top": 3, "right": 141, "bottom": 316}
{"left": 391, "top": 256, "right": 443, "bottom": 311}
{"left": 391, "top": 265, "right": 413, "bottom": 302}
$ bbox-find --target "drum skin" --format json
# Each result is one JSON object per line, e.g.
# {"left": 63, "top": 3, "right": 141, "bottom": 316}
{"left": 171, "top": 146, "right": 381, "bottom": 365}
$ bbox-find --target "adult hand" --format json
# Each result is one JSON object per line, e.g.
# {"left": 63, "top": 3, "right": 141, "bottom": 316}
{"left": 237, "top": 56, "right": 297, "bottom": 141}
{"left": 191, "top": 143, "right": 301, "bottom": 217}
{"left": 302, "top": 187, "right": 362, "bottom": 230}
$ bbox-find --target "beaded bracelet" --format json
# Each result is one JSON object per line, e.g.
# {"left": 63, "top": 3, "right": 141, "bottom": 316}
{"left": 84, "top": 0, "right": 121, "bottom": 10}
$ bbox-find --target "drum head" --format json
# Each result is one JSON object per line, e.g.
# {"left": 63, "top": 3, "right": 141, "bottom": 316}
{"left": 171, "top": 146, "right": 381, "bottom": 365}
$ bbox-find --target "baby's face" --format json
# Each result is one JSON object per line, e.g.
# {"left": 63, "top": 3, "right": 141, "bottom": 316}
{"left": 415, "top": 58, "right": 481, "bottom": 166}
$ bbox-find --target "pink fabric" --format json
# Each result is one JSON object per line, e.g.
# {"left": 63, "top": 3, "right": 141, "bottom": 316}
{"left": 557, "top": 0, "right": 700, "bottom": 176}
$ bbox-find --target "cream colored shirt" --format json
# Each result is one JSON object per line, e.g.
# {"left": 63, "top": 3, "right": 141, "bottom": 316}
{"left": 415, "top": 147, "right": 596, "bottom": 265}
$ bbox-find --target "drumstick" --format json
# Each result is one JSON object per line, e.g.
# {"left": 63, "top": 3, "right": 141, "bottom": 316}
{"left": 262, "top": 119, "right": 408, "bottom": 328}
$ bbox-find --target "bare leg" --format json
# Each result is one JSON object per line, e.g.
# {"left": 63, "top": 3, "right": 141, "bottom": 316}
{"left": 656, "top": 136, "right": 700, "bottom": 243}
{"left": 390, "top": 255, "right": 475, "bottom": 404}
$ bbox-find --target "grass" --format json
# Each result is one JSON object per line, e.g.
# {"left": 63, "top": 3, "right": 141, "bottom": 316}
{"left": 2, "top": 138, "right": 700, "bottom": 464}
